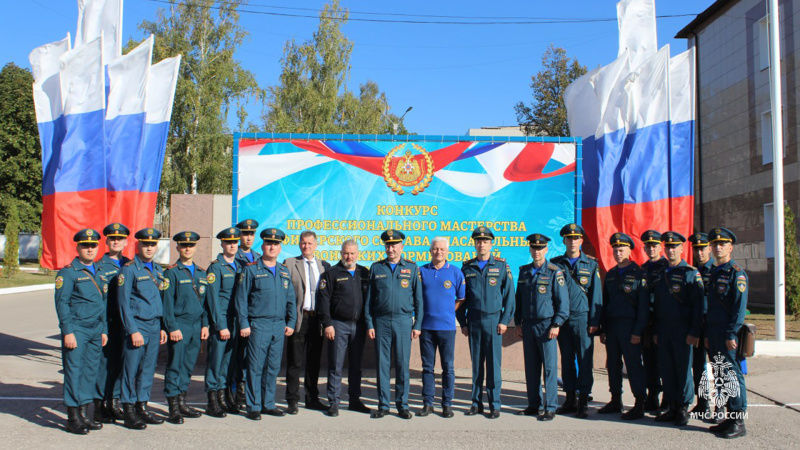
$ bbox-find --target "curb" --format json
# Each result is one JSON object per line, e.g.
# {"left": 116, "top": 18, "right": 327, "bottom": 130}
{"left": 0, "top": 284, "right": 55, "bottom": 296}
{"left": 754, "top": 340, "right": 800, "bottom": 357}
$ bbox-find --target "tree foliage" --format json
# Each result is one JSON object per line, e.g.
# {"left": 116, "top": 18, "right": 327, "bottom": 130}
{"left": 3, "top": 199, "right": 20, "bottom": 277}
{"left": 785, "top": 204, "right": 800, "bottom": 317}
{"left": 515, "top": 44, "right": 587, "bottom": 137}
{"left": 0, "top": 63, "right": 42, "bottom": 233}
{"left": 135, "top": 0, "right": 261, "bottom": 210}
{"left": 264, "top": 0, "right": 408, "bottom": 135}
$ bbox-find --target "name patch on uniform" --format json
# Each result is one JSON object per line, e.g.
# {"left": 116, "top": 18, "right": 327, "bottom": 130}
{"left": 488, "top": 278, "right": 497, "bottom": 286}
{"left": 137, "top": 276, "right": 151, "bottom": 281}
{"left": 256, "top": 273, "right": 269, "bottom": 278}
{"left": 401, "top": 279, "right": 410, "bottom": 288}
{"left": 180, "top": 279, "right": 192, "bottom": 284}
{"left": 488, "top": 268, "right": 500, "bottom": 274}
{"left": 76, "top": 276, "right": 90, "bottom": 281}
{"left": 465, "top": 273, "right": 477, "bottom": 278}
{"left": 280, "top": 272, "right": 290, "bottom": 278}
{"left": 375, "top": 274, "right": 387, "bottom": 279}
{"left": 444, "top": 280, "right": 452, "bottom": 289}
{"left": 336, "top": 278, "right": 349, "bottom": 282}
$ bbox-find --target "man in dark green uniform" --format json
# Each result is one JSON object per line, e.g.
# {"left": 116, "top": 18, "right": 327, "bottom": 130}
{"left": 162, "top": 231, "right": 210, "bottom": 424}
{"left": 551, "top": 223, "right": 601, "bottom": 418}
{"left": 457, "top": 226, "right": 515, "bottom": 419}
{"left": 705, "top": 227, "right": 748, "bottom": 439}
{"left": 514, "top": 234, "right": 567, "bottom": 421}
{"left": 93, "top": 222, "right": 130, "bottom": 424}
{"left": 652, "top": 232, "right": 703, "bottom": 426}
{"left": 641, "top": 229, "right": 668, "bottom": 411}
{"left": 205, "top": 227, "right": 241, "bottom": 416}
{"left": 364, "top": 229, "right": 423, "bottom": 419}
{"left": 688, "top": 232, "right": 713, "bottom": 415}
{"left": 235, "top": 228, "right": 296, "bottom": 421}
{"left": 598, "top": 233, "right": 649, "bottom": 420}
{"left": 55, "top": 229, "right": 108, "bottom": 434}
{"left": 118, "top": 228, "right": 168, "bottom": 430}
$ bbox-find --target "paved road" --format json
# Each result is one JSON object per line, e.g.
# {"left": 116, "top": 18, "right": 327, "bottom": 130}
{"left": 1, "top": 290, "right": 798, "bottom": 449}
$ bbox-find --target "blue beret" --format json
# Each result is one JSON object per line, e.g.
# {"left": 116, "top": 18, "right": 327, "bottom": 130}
{"left": 74, "top": 228, "right": 101, "bottom": 244}
{"left": 471, "top": 226, "right": 494, "bottom": 240}
{"left": 134, "top": 228, "right": 162, "bottom": 242}
{"left": 103, "top": 223, "right": 130, "bottom": 237}
{"left": 610, "top": 232, "right": 635, "bottom": 249}
{"left": 560, "top": 223, "right": 585, "bottom": 238}
{"left": 217, "top": 227, "right": 241, "bottom": 241}
{"left": 708, "top": 227, "right": 737, "bottom": 244}
{"left": 380, "top": 229, "right": 405, "bottom": 244}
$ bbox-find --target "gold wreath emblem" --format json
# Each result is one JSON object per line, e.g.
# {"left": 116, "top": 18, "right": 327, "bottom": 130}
{"left": 382, "top": 143, "right": 434, "bottom": 195}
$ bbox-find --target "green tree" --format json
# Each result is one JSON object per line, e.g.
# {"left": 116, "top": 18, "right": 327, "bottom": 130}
{"left": 0, "top": 63, "right": 42, "bottom": 233}
{"left": 135, "top": 0, "right": 261, "bottom": 211}
{"left": 515, "top": 44, "right": 587, "bottom": 137}
{"left": 785, "top": 204, "right": 800, "bottom": 317}
{"left": 3, "top": 200, "right": 20, "bottom": 278}
{"left": 264, "top": 0, "right": 408, "bottom": 135}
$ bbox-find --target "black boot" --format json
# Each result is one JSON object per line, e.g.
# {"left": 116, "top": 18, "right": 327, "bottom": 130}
{"left": 78, "top": 403, "right": 102, "bottom": 430}
{"left": 107, "top": 398, "right": 124, "bottom": 421}
{"left": 575, "top": 394, "right": 589, "bottom": 418}
{"left": 721, "top": 417, "right": 746, "bottom": 439}
{"left": 644, "top": 390, "right": 660, "bottom": 411}
{"left": 178, "top": 392, "right": 202, "bottom": 418}
{"left": 235, "top": 383, "right": 247, "bottom": 411}
{"left": 598, "top": 395, "right": 622, "bottom": 414}
{"left": 659, "top": 395, "right": 669, "bottom": 410}
{"left": 166, "top": 396, "right": 184, "bottom": 424}
{"left": 206, "top": 390, "right": 227, "bottom": 418}
{"left": 225, "top": 386, "right": 240, "bottom": 413}
{"left": 218, "top": 389, "right": 237, "bottom": 414}
{"left": 122, "top": 403, "right": 146, "bottom": 430}
{"left": 93, "top": 399, "right": 113, "bottom": 424}
{"left": 690, "top": 397, "right": 709, "bottom": 414}
{"left": 655, "top": 402, "right": 677, "bottom": 422}
{"left": 556, "top": 391, "right": 577, "bottom": 415}
{"left": 622, "top": 396, "right": 646, "bottom": 420}
{"left": 135, "top": 401, "right": 164, "bottom": 425}
{"left": 66, "top": 406, "right": 89, "bottom": 435}
{"left": 710, "top": 417, "right": 735, "bottom": 433}
{"left": 674, "top": 404, "right": 689, "bottom": 426}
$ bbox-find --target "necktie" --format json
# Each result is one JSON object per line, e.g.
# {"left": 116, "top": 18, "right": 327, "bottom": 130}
{"left": 307, "top": 260, "right": 317, "bottom": 309}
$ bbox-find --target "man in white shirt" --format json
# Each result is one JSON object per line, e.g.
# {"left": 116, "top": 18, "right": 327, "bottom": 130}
{"left": 284, "top": 231, "right": 331, "bottom": 413}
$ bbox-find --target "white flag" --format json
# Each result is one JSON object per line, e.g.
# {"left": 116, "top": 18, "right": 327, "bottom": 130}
{"left": 76, "top": 0, "right": 122, "bottom": 63}
{"left": 617, "top": 0, "right": 657, "bottom": 70}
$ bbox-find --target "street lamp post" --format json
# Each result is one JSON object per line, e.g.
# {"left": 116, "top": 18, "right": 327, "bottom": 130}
{"left": 382, "top": 106, "right": 413, "bottom": 134}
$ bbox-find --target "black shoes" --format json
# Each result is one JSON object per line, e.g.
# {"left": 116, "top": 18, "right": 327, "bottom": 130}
{"left": 720, "top": 417, "right": 746, "bottom": 439}
{"left": 326, "top": 405, "right": 339, "bottom": 417}
{"left": 287, "top": 400, "right": 299, "bottom": 415}
{"left": 556, "top": 391, "right": 577, "bottom": 415}
{"left": 441, "top": 406, "right": 454, "bottom": 418}
{"left": 654, "top": 403, "right": 677, "bottom": 423}
{"left": 79, "top": 403, "right": 103, "bottom": 430}
{"left": 92, "top": 399, "right": 113, "bottom": 424}
{"left": 674, "top": 405, "right": 689, "bottom": 426}
{"left": 539, "top": 411, "right": 556, "bottom": 421}
{"left": 246, "top": 411, "right": 262, "bottom": 421}
{"left": 66, "top": 406, "right": 89, "bottom": 435}
{"left": 515, "top": 406, "right": 541, "bottom": 416}
{"left": 644, "top": 391, "right": 660, "bottom": 411}
{"left": 691, "top": 398, "right": 709, "bottom": 414}
{"left": 122, "top": 403, "right": 146, "bottom": 430}
{"left": 135, "top": 401, "right": 164, "bottom": 425}
{"left": 398, "top": 409, "right": 413, "bottom": 419}
{"left": 598, "top": 396, "right": 623, "bottom": 414}
{"left": 370, "top": 409, "right": 387, "bottom": 419}
{"left": 488, "top": 410, "right": 500, "bottom": 419}
{"left": 235, "top": 383, "right": 247, "bottom": 411}
{"left": 263, "top": 408, "right": 286, "bottom": 417}
{"left": 177, "top": 392, "right": 202, "bottom": 418}
{"left": 107, "top": 398, "right": 125, "bottom": 421}
{"left": 167, "top": 396, "right": 184, "bottom": 424}
{"left": 206, "top": 390, "right": 227, "bottom": 418}
{"left": 306, "top": 397, "right": 328, "bottom": 411}
{"left": 465, "top": 405, "right": 484, "bottom": 416}
{"left": 348, "top": 399, "right": 371, "bottom": 414}
{"left": 417, "top": 405, "right": 433, "bottom": 417}
{"left": 622, "top": 396, "right": 646, "bottom": 420}
{"left": 575, "top": 393, "right": 590, "bottom": 419}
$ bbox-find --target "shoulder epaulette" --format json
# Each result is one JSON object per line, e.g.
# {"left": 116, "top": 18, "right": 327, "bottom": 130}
{"left": 64, "top": 264, "right": 73, "bottom": 269}
{"left": 124, "top": 260, "right": 135, "bottom": 267}
{"left": 494, "top": 257, "right": 506, "bottom": 262}
{"left": 463, "top": 258, "right": 476, "bottom": 267}
{"left": 586, "top": 254, "right": 596, "bottom": 260}
{"left": 547, "top": 262, "right": 560, "bottom": 271}
{"left": 210, "top": 259, "right": 219, "bottom": 265}
{"left": 732, "top": 264, "right": 743, "bottom": 271}
{"left": 403, "top": 258, "right": 416, "bottom": 265}
{"left": 279, "top": 262, "right": 288, "bottom": 268}
{"left": 686, "top": 264, "right": 696, "bottom": 270}
{"left": 196, "top": 265, "right": 206, "bottom": 272}
{"left": 246, "top": 261, "right": 258, "bottom": 266}
{"left": 167, "top": 263, "right": 178, "bottom": 269}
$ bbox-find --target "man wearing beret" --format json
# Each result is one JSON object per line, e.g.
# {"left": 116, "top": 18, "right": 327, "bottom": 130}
{"left": 162, "top": 231, "right": 210, "bottom": 424}
{"left": 457, "top": 226, "right": 515, "bottom": 419}
{"left": 705, "top": 227, "right": 748, "bottom": 439}
{"left": 598, "top": 232, "right": 649, "bottom": 420}
{"left": 93, "top": 223, "right": 130, "bottom": 424}
{"left": 235, "top": 228, "right": 296, "bottom": 420}
{"left": 364, "top": 229, "right": 423, "bottom": 419}
{"left": 641, "top": 229, "right": 668, "bottom": 411}
{"left": 514, "top": 234, "right": 568, "bottom": 421}
{"left": 205, "top": 227, "right": 242, "bottom": 415}
{"left": 688, "top": 232, "right": 713, "bottom": 415}
{"left": 118, "top": 228, "right": 168, "bottom": 430}
{"left": 551, "top": 223, "right": 602, "bottom": 418}
{"left": 651, "top": 232, "right": 703, "bottom": 426}
{"left": 54, "top": 229, "right": 108, "bottom": 434}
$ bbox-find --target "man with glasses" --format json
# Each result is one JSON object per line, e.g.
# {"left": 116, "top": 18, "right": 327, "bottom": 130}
{"left": 235, "top": 228, "right": 296, "bottom": 421}
{"left": 54, "top": 229, "right": 109, "bottom": 434}
{"left": 162, "top": 231, "right": 209, "bottom": 424}
{"left": 641, "top": 230, "right": 668, "bottom": 411}
{"left": 205, "top": 227, "right": 242, "bottom": 415}
{"left": 93, "top": 223, "right": 130, "bottom": 424}
{"left": 118, "top": 228, "right": 168, "bottom": 430}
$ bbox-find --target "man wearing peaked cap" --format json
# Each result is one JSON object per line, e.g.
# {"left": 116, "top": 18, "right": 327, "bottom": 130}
{"left": 235, "top": 219, "right": 261, "bottom": 265}
{"left": 55, "top": 229, "right": 108, "bottom": 434}
{"left": 550, "top": 223, "right": 602, "bottom": 418}
{"left": 205, "top": 227, "right": 242, "bottom": 416}
{"left": 93, "top": 223, "right": 132, "bottom": 424}
{"left": 161, "top": 231, "right": 209, "bottom": 424}
{"left": 704, "top": 227, "right": 748, "bottom": 439}
{"left": 598, "top": 231, "right": 649, "bottom": 420}
{"left": 235, "top": 227, "right": 296, "bottom": 420}
{"left": 457, "top": 226, "right": 514, "bottom": 419}
{"left": 688, "top": 232, "right": 713, "bottom": 415}
{"left": 364, "top": 229, "right": 423, "bottom": 419}
{"left": 230, "top": 219, "right": 260, "bottom": 410}
{"left": 118, "top": 228, "right": 168, "bottom": 429}
{"left": 640, "top": 229, "right": 667, "bottom": 411}
{"left": 651, "top": 231, "right": 703, "bottom": 427}
{"left": 514, "top": 233, "right": 568, "bottom": 421}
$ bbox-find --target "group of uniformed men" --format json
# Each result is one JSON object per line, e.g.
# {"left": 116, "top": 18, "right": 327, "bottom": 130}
{"left": 54, "top": 219, "right": 748, "bottom": 439}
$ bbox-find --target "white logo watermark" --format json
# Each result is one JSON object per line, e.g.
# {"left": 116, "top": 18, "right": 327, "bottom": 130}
{"left": 690, "top": 353, "right": 747, "bottom": 421}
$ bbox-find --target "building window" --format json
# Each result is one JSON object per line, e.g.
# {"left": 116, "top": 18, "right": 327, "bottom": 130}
{"left": 759, "top": 15, "right": 770, "bottom": 71}
{"left": 765, "top": 203, "right": 774, "bottom": 258}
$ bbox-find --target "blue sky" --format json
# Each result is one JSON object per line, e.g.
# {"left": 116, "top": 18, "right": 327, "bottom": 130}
{"left": 2, "top": 0, "right": 715, "bottom": 135}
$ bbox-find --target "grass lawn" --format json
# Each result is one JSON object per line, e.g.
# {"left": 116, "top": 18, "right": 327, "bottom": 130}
{"left": 0, "top": 263, "right": 54, "bottom": 289}
{"left": 746, "top": 313, "right": 800, "bottom": 340}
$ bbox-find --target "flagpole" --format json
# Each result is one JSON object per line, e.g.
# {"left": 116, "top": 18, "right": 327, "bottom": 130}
{"left": 768, "top": 0, "right": 786, "bottom": 341}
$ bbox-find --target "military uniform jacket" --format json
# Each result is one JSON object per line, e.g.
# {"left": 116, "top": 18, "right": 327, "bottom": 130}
{"left": 601, "top": 263, "right": 650, "bottom": 336}
{"left": 54, "top": 257, "right": 108, "bottom": 335}
{"left": 235, "top": 248, "right": 261, "bottom": 268}
{"left": 162, "top": 260, "right": 209, "bottom": 332}
{"left": 317, "top": 262, "right": 370, "bottom": 328}
{"left": 118, "top": 255, "right": 167, "bottom": 335}
{"left": 551, "top": 253, "right": 602, "bottom": 326}
{"left": 652, "top": 260, "right": 704, "bottom": 337}
{"left": 234, "top": 259, "right": 296, "bottom": 330}
{"left": 514, "top": 261, "right": 569, "bottom": 327}
{"left": 706, "top": 260, "right": 748, "bottom": 341}
{"left": 364, "top": 258, "right": 424, "bottom": 331}
{"left": 457, "top": 255, "right": 515, "bottom": 327}
{"left": 697, "top": 259, "right": 714, "bottom": 319}
{"left": 96, "top": 254, "right": 129, "bottom": 329}
{"left": 205, "top": 254, "right": 239, "bottom": 332}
